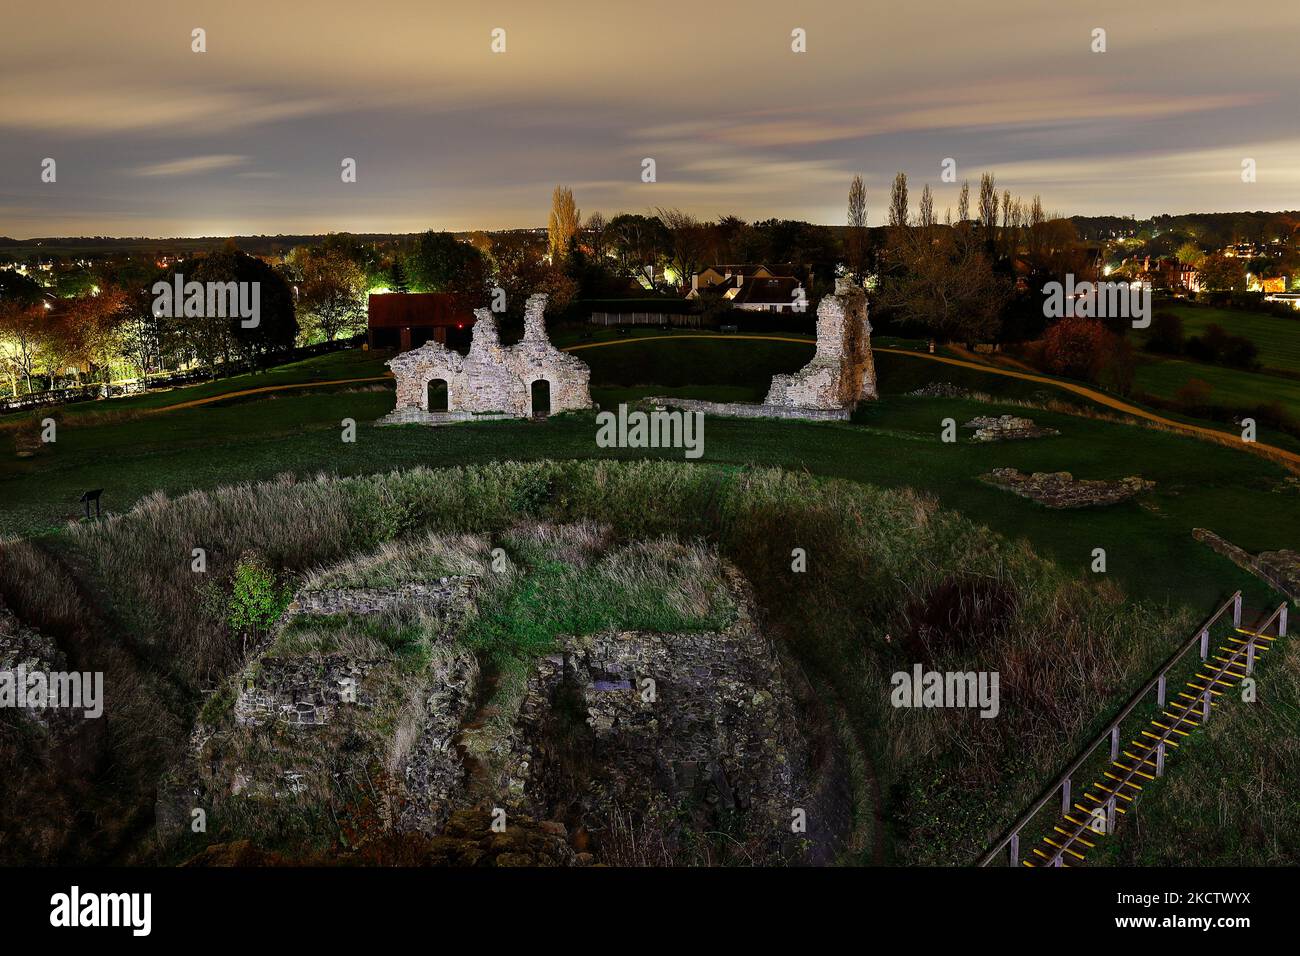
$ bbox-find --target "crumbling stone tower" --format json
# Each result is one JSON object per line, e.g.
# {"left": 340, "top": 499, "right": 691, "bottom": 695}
{"left": 382, "top": 293, "right": 592, "bottom": 423}
{"left": 765, "top": 278, "right": 877, "bottom": 410}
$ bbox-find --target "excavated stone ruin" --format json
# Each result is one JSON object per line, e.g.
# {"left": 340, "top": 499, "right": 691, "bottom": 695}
{"left": 157, "top": 535, "right": 828, "bottom": 865}
{"left": 380, "top": 293, "right": 592, "bottom": 425}
{"left": 981, "top": 468, "right": 1154, "bottom": 508}
{"left": 765, "top": 278, "right": 877, "bottom": 410}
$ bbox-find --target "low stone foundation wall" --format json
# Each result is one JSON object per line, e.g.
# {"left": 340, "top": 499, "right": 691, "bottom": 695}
{"left": 376, "top": 407, "right": 514, "bottom": 426}
{"left": 981, "top": 468, "right": 1154, "bottom": 508}
{"left": 287, "top": 579, "right": 478, "bottom": 618}
{"left": 645, "top": 396, "right": 850, "bottom": 421}
{"left": 234, "top": 655, "right": 377, "bottom": 727}
{"left": 1193, "top": 529, "right": 1300, "bottom": 604}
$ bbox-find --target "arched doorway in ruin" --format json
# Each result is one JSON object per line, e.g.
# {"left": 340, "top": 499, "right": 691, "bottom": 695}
{"left": 426, "top": 378, "right": 449, "bottom": 412}
{"left": 530, "top": 379, "right": 551, "bottom": 418}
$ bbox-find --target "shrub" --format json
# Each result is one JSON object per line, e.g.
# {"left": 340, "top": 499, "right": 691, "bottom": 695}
{"left": 227, "top": 552, "right": 292, "bottom": 638}
{"left": 1185, "top": 323, "right": 1260, "bottom": 370}
{"left": 1144, "top": 311, "right": 1184, "bottom": 354}
{"left": 1041, "top": 317, "right": 1114, "bottom": 383}
{"left": 1174, "top": 377, "right": 1214, "bottom": 408}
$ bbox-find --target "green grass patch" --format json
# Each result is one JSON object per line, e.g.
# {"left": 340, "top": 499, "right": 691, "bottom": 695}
{"left": 1149, "top": 304, "right": 1300, "bottom": 375}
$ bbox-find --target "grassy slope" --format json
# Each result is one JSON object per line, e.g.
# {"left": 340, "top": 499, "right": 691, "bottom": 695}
{"left": 8, "top": 460, "right": 1184, "bottom": 866}
{"left": 2, "top": 343, "right": 1296, "bottom": 612}
{"left": 1131, "top": 304, "right": 1300, "bottom": 420}
{"left": 3, "top": 327, "right": 1296, "bottom": 865}
{"left": 1133, "top": 355, "right": 1300, "bottom": 419}
{"left": 1152, "top": 304, "right": 1300, "bottom": 374}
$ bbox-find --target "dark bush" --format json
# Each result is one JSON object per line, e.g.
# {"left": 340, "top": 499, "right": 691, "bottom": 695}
{"left": 1145, "top": 311, "right": 1184, "bottom": 354}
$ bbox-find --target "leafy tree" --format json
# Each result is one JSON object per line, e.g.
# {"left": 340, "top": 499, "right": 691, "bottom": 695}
{"left": 1197, "top": 253, "right": 1247, "bottom": 292}
{"left": 879, "top": 222, "right": 1009, "bottom": 345}
{"left": 0, "top": 301, "right": 43, "bottom": 395}
{"left": 299, "top": 250, "right": 368, "bottom": 341}
{"left": 606, "top": 213, "right": 669, "bottom": 280}
{"left": 166, "top": 248, "right": 298, "bottom": 371}
{"left": 227, "top": 552, "right": 292, "bottom": 651}
{"left": 487, "top": 234, "right": 576, "bottom": 319}
{"left": 1041, "top": 317, "right": 1114, "bottom": 382}
{"left": 387, "top": 259, "right": 410, "bottom": 292}
{"left": 407, "top": 230, "right": 487, "bottom": 299}
{"left": 0, "top": 270, "right": 43, "bottom": 306}
{"left": 1175, "top": 241, "right": 1205, "bottom": 268}
{"left": 654, "top": 207, "right": 708, "bottom": 292}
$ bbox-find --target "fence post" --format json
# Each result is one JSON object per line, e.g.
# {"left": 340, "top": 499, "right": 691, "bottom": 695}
{"left": 1061, "top": 777, "right": 1071, "bottom": 816}
{"left": 1156, "top": 741, "right": 1165, "bottom": 777}
{"left": 1202, "top": 687, "right": 1212, "bottom": 721}
{"left": 1110, "top": 726, "right": 1119, "bottom": 762}
{"left": 1233, "top": 592, "right": 1242, "bottom": 627}
{"left": 1157, "top": 673, "right": 1167, "bottom": 707}
{"left": 1246, "top": 637, "right": 1256, "bottom": 676}
{"left": 1199, "top": 629, "right": 1209, "bottom": 660}
{"left": 1281, "top": 606, "right": 1289, "bottom": 638}
{"left": 1106, "top": 795, "right": 1117, "bottom": 834}
{"left": 1009, "top": 832, "right": 1019, "bottom": 867}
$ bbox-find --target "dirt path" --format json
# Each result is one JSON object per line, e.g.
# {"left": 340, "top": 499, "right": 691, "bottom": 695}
{"left": 159, "top": 375, "right": 392, "bottom": 411}
{"left": 873, "top": 347, "right": 1300, "bottom": 470}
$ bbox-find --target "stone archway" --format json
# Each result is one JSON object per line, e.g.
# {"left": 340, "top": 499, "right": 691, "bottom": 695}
{"left": 427, "top": 378, "right": 449, "bottom": 412}
{"left": 530, "top": 379, "right": 551, "bottom": 418}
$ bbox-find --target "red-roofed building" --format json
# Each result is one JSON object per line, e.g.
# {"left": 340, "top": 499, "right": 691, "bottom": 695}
{"left": 367, "top": 293, "right": 476, "bottom": 351}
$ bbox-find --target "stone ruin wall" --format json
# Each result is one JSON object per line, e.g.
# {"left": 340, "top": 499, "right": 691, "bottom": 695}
{"left": 765, "top": 278, "right": 877, "bottom": 411}
{"left": 384, "top": 293, "right": 592, "bottom": 422}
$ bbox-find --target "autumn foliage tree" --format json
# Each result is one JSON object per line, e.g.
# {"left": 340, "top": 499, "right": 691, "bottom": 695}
{"left": 547, "top": 185, "right": 580, "bottom": 264}
{"left": 1041, "top": 317, "right": 1115, "bottom": 382}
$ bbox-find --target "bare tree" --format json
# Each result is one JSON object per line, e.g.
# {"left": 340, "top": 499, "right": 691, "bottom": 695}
{"left": 978, "top": 172, "right": 999, "bottom": 235}
{"left": 847, "top": 175, "right": 869, "bottom": 278}
{"left": 585, "top": 212, "right": 608, "bottom": 261}
{"left": 547, "top": 185, "right": 581, "bottom": 263}
{"left": 654, "top": 207, "right": 708, "bottom": 291}
{"left": 957, "top": 181, "right": 970, "bottom": 224}
{"left": 918, "top": 184, "right": 935, "bottom": 229}
{"left": 879, "top": 224, "right": 1009, "bottom": 345}
{"left": 888, "top": 172, "right": 909, "bottom": 228}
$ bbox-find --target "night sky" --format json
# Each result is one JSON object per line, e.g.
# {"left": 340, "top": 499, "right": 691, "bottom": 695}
{"left": 2, "top": 0, "right": 1297, "bottom": 237}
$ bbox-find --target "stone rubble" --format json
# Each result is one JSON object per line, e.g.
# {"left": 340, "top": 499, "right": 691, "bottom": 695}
{"left": 160, "top": 542, "right": 820, "bottom": 864}
{"left": 963, "top": 415, "right": 1059, "bottom": 442}
{"left": 981, "top": 468, "right": 1154, "bottom": 508}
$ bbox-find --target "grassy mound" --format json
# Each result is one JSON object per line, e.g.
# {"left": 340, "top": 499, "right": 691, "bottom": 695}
{"left": 0, "top": 460, "right": 1187, "bottom": 865}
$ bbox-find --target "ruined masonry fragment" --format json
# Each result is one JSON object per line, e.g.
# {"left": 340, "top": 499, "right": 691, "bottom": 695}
{"left": 381, "top": 293, "right": 592, "bottom": 424}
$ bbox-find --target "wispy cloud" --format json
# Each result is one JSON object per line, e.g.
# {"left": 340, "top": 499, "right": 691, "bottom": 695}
{"left": 130, "top": 155, "right": 249, "bottom": 177}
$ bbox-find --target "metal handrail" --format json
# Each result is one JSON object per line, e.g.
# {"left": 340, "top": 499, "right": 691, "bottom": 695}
{"left": 976, "top": 590, "right": 1242, "bottom": 866}
{"left": 1039, "top": 600, "right": 1285, "bottom": 866}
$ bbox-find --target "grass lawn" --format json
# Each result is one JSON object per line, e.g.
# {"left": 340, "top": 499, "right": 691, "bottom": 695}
{"left": 1151, "top": 303, "right": 1300, "bottom": 375}
{"left": 4, "top": 340, "right": 1296, "bottom": 612}
{"left": 1133, "top": 354, "right": 1300, "bottom": 422}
